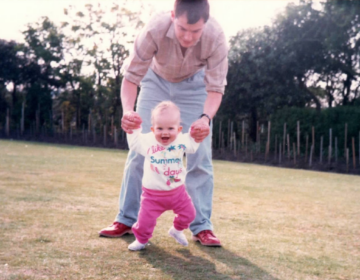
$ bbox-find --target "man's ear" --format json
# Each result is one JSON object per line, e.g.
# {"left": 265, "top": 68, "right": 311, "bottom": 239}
{"left": 171, "top": 10, "right": 175, "bottom": 22}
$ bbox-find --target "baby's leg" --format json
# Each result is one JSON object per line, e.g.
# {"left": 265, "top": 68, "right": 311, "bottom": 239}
{"left": 130, "top": 190, "right": 164, "bottom": 248}
{"left": 169, "top": 187, "right": 196, "bottom": 246}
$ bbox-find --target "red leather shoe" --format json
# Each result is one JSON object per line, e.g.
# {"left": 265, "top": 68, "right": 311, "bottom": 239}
{"left": 192, "top": 230, "right": 222, "bottom": 247}
{"left": 99, "top": 222, "right": 133, "bottom": 238}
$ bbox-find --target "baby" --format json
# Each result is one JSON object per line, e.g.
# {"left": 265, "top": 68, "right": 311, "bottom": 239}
{"left": 126, "top": 101, "right": 199, "bottom": 251}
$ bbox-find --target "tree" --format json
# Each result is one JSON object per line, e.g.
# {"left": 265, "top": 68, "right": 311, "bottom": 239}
{"left": 320, "top": 0, "right": 360, "bottom": 106}
{"left": 59, "top": 1, "right": 144, "bottom": 130}
{"left": 223, "top": 26, "right": 310, "bottom": 140}
{"left": 22, "top": 16, "right": 65, "bottom": 130}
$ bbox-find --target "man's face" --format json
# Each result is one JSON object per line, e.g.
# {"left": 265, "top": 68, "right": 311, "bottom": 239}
{"left": 171, "top": 11, "right": 205, "bottom": 49}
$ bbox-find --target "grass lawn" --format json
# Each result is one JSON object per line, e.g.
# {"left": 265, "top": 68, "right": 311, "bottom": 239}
{"left": 0, "top": 139, "right": 359, "bottom": 280}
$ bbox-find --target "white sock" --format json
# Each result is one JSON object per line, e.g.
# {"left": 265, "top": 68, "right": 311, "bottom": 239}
{"left": 168, "top": 226, "right": 188, "bottom": 246}
{"left": 128, "top": 239, "right": 146, "bottom": 251}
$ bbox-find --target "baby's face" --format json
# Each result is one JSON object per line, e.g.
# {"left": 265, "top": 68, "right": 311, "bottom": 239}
{"left": 151, "top": 108, "right": 182, "bottom": 145}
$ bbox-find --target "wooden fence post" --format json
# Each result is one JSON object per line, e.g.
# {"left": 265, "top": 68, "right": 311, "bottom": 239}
{"left": 218, "top": 121, "right": 222, "bottom": 150}
{"left": 265, "top": 121, "right": 271, "bottom": 161}
{"left": 233, "top": 132, "right": 237, "bottom": 157}
{"left": 114, "top": 127, "right": 118, "bottom": 146}
{"left": 62, "top": 109, "right": 65, "bottom": 136}
{"left": 297, "top": 121, "right": 300, "bottom": 155}
{"left": 293, "top": 142, "right": 296, "bottom": 165}
{"left": 335, "top": 137, "right": 338, "bottom": 164}
{"left": 227, "top": 119, "right": 231, "bottom": 149}
{"left": 320, "top": 136, "right": 323, "bottom": 164}
{"left": 352, "top": 137, "right": 356, "bottom": 169}
{"left": 242, "top": 120, "right": 245, "bottom": 152}
{"left": 111, "top": 116, "right": 114, "bottom": 140}
{"left": 279, "top": 143, "right": 282, "bottom": 164}
{"left": 103, "top": 125, "right": 107, "bottom": 146}
{"left": 344, "top": 123, "right": 348, "bottom": 157}
{"left": 256, "top": 121, "right": 259, "bottom": 153}
{"left": 21, "top": 101, "right": 25, "bottom": 136}
{"left": 328, "top": 128, "right": 332, "bottom": 165}
{"left": 274, "top": 135, "right": 278, "bottom": 161}
{"left": 88, "top": 112, "right": 91, "bottom": 134}
{"left": 312, "top": 126, "right": 315, "bottom": 153}
{"left": 305, "top": 134, "right": 309, "bottom": 163}
{"left": 221, "top": 131, "right": 224, "bottom": 154}
{"left": 6, "top": 108, "right": 10, "bottom": 137}
{"left": 287, "top": 134, "right": 290, "bottom": 160}
{"left": 309, "top": 145, "right": 313, "bottom": 167}
{"left": 245, "top": 134, "right": 248, "bottom": 159}
{"left": 283, "top": 123, "right": 286, "bottom": 155}
{"left": 36, "top": 109, "right": 40, "bottom": 135}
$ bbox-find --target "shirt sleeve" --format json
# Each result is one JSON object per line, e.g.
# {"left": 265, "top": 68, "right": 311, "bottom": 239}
{"left": 121, "top": 24, "right": 158, "bottom": 85}
{"left": 126, "top": 128, "right": 148, "bottom": 156}
{"left": 204, "top": 31, "right": 229, "bottom": 94}
{"left": 182, "top": 131, "right": 200, "bottom": 154}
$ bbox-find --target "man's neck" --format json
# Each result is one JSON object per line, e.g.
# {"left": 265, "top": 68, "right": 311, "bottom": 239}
{"left": 180, "top": 46, "right": 187, "bottom": 56}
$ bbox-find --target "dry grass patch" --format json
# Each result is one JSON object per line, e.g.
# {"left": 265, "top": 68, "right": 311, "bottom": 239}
{"left": 0, "top": 139, "right": 359, "bottom": 280}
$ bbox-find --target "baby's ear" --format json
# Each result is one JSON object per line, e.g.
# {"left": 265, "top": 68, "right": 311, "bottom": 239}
{"left": 151, "top": 127, "right": 155, "bottom": 133}
{"left": 178, "top": 126, "right": 183, "bottom": 133}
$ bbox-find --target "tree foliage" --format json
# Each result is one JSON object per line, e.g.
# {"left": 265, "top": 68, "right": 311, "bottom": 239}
{"left": 221, "top": 0, "right": 360, "bottom": 141}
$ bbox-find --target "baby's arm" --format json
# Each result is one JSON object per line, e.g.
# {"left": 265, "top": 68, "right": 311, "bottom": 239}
{"left": 183, "top": 128, "right": 201, "bottom": 154}
{"left": 126, "top": 128, "right": 147, "bottom": 156}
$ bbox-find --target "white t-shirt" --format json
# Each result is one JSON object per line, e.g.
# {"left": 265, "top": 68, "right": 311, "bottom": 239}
{"left": 127, "top": 128, "right": 200, "bottom": 191}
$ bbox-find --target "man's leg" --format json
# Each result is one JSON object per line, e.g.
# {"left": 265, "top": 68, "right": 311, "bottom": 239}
{"left": 99, "top": 69, "right": 171, "bottom": 237}
{"left": 171, "top": 70, "right": 221, "bottom": 246}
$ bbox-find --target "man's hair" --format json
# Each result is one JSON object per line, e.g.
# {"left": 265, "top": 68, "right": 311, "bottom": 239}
{"left": 151, "top": 101, "right": 181, "bottom": 125}
{"left": 174, "top": 0, "right": 210, "bottom": 24}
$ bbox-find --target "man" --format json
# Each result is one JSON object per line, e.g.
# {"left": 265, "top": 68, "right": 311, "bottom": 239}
{"left": 99, "top": 0, "right": 228, "bottom": 246}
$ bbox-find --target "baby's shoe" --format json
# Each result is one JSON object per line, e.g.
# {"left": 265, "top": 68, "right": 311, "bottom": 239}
{"left": 128, "top": 239, "right": 146, "bottom": 251}
{"left": 168, "top": 226, "right": 188, "bottom": 246}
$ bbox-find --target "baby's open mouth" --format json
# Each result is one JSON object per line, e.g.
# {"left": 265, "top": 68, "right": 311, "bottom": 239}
{"left": 162, "top": 137, "right": 170, "bottom": 141}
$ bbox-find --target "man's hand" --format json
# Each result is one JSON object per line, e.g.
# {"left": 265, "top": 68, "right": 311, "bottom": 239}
{"left": 190, "top": 118, "right": 210, "bottom": 143}
{"left": 121, "top": 111, "right": 142, "bottom": 134}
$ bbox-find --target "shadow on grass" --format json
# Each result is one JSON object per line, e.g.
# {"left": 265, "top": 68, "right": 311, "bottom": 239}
{"left": 117, "top": 234, "right": 278, "bottom": 279}
{"left": 196, "top": 244, "right": 279, "bottom": 280}
{"left": 139, "top": 244, "right": 231, "bottom": 280}
{"left": 123, "top": 240, "right": 278, "bottom": 280}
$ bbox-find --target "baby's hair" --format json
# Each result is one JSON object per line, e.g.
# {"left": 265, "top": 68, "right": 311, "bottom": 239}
{"left": 151, "top": 101, "right": 181, "bottom": 125}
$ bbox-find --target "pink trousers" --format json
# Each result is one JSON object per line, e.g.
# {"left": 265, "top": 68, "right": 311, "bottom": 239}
{"left": 132, "top": 185, "right": 196, "bottom": 244}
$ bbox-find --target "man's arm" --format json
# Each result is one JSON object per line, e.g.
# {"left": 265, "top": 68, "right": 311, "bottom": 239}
{"left": 121, "top": 78, "right": 142, "bottom": 134}
{"left": 190, "top": 91, "right": 222, "bottom": 143}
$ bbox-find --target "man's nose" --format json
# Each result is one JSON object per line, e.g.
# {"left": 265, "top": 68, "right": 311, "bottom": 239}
{"left": 184, "top": 31, "right": 192, "bottom": 41}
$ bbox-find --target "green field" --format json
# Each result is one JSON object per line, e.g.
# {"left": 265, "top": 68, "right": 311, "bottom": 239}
{"left": 0, "top": 139, "right": 359, "bottom": 280}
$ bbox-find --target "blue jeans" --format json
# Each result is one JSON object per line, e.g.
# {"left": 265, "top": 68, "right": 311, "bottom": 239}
{"left": 116, "top": 68, "right": 214, "bottom": 235}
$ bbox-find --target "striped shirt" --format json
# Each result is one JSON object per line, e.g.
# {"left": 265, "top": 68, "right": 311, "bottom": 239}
{"left": 122, "top": 11, "right": 228, "bottom": 94}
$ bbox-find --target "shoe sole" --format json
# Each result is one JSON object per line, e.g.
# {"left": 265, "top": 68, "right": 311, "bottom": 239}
{"left": 192, "top": 236, "right": 222, "bottom": 247}
{"left": 99, "top": 230, "right": 133, "bottom": 238}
